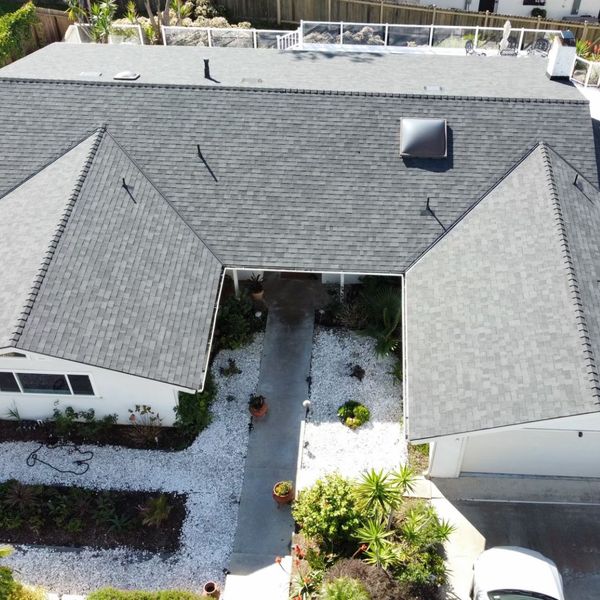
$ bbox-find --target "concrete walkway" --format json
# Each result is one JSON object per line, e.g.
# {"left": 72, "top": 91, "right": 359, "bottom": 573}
{"left": 224, "top": 277, "right": 319, "bottom": 600}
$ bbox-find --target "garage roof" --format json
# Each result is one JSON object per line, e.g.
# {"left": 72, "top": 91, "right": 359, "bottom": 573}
{"left": 405, "top": 144, "right": 600, "bottom": 440}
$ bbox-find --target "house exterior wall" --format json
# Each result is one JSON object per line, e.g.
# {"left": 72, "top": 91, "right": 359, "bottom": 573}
{"left": 0, "top": 350, "right": 183, "bottom": 426}
{"left": 428, "top": 411, "right": 600, "bottom": 477}
{"left": 433, "top": 0, "right": 599, "bottom": 19}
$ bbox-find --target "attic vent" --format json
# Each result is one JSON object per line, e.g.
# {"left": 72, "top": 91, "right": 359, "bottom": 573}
{"left": 399, "top": 118, "right": 447, "bottom": 159}
{"left": 113, "top": 71, "right": 140, "bottom": 81}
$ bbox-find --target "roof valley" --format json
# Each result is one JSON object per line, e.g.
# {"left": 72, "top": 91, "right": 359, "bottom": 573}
{"left": 9, "top": 128, "right": 105, "bottom": 347}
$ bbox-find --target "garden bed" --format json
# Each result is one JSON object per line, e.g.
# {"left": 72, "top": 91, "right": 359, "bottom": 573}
{"left": 0, "top": 419, "right": 192, "bottom": 451}
{"left": 0, "top": 334, "right": 264, "bottom": 593}
{"left": 299, "top": 328, "right": 406, "bottom": 489}
{"left": 0, "top": 481, "right": 185, "bottom": 551}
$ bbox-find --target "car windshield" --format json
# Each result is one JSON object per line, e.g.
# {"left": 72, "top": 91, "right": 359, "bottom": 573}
{"left": 489, "top": 591, "right": 559, "bottom": 600}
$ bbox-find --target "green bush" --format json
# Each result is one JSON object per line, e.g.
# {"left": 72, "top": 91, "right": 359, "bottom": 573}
{"left": 337, "top": 401, "right": 370, "bottom": 429}
{"left": 0, "top": 565, "right": 44, "bottom": 600}
{"left": 87, "top": 589, "right": 204, "bottom": 600}
{"left": 214, "top": 294, "right": 265, "bottom": 351}
{"left": 0, "top": 2, "right": 37, "bottom": 67}
{"left": 320, "top": 576, "right": 370, "bottom": 600}
{"left": 174, "top": 372, "right": 217, "bottom": 446}
{"left": 292, "top": 474, "right": 361, "bottom": 551}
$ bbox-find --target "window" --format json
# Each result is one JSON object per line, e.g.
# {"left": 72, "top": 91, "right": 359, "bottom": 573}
{"left": 0, "top": 372, "right": 20, "bottom": 393}
{"left": 67, "top": 374, "right": 95, "bottom": 396}
{"left": 16, "top": 373, "right": 70, "bottom": 395}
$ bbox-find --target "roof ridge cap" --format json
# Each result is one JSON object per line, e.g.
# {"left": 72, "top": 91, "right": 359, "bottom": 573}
{"left": 0, "top": 77, "right": 588, "bottom": 104}
{"left": 9, "top": 127, "right": 105, "bottom": 346}
{"left": 103, "top": 129, "right": 224, "bottom": 265}
{"left": 539, "top": 142, "right": 600, "bottom": 402}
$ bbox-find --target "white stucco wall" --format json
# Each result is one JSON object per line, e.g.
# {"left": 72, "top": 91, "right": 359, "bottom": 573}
{"left": 0, "top": 350, "right": 183, "bottom": 426}
{"left": 433, "top": 0, "right": 600, "bottom": 19}
{"left": 427, "top": 411, "right": 600, "bottom": 477}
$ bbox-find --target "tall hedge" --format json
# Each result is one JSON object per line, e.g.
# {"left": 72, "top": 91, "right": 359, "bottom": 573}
{"left": 0, "top": 2, "right": 38, "bottom": 67}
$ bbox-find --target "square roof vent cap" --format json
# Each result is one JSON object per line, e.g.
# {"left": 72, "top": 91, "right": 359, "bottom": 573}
{"left": 400, "top": 118, "right": 447, "bottom": 159}
{"left": 113, "top": 70, "right": 140, "bottom": 81}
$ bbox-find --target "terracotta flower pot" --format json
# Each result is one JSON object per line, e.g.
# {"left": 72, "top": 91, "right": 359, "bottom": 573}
{"left": 249, "top": 400, "right": 268, "bottom": 418}
{"left": 272, "top": 482, "right": 294, "bottom": 505}
{"left": 251, "top": 289, "right": 265, "bottom": 301}
{"left": 203, "top": 581, "right": 220, "bottom": 598}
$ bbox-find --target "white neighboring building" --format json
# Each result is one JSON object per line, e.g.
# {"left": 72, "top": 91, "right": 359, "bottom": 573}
{"left": 431, "top": 0, "right": 599, "bottom": 20}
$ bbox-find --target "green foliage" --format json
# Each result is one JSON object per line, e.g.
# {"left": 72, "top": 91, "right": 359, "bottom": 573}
{"left": 355, "top": 469, "right": 402, "bottom": 519}
{"left": 389, "top": 360, "right": 403, "bottom": 385}
{"left": 531, "top": 7, "right": 546, "bottom": 17}
{"left": 87, "top": 589, "right": 204, "bottom": 600}
{"left": 292, "top": 474, "right": 361, "bottom": 551}
{"left": 174, "top": 372, "right": 217, "bottom": 445}
{"left": 127, "top": 404, "right": 163, "bottom": 446}
{"left": 138, "top": 494, "right": 172, "bottom": 528}
{"left": 215, "top": 294, "right": 265, "bottom": 351}
{"left": 0, "top": 566, "right": 19, "bottom": 600}
{"left": 319, "top": 577, "right": 370, "bottom": 600}
{"left": 89, "top": 0, "right": 116, "bottom": 42}
{"left": 337, "top": 401, "right": 370, "bottom": 429}
{"left": 51, "top": 404, "right": 117, "bottom": 439}
{"left": 0, "top": 2, "right": 37, "bottom": 67}
{"left": 0, "top": 546, "right": 45, "bottom": 600}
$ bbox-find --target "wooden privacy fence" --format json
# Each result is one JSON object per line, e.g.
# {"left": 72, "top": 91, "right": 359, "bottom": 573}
{"left": 27, "top": 8, "right": 71, "bottom": 54}
{"left": 221, "top": 0, "right": 600, "bottom": 41}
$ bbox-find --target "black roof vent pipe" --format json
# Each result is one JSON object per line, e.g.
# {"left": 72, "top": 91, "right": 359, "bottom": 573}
{"left": 204, "top": 59, "right": 210, "bottom": 80}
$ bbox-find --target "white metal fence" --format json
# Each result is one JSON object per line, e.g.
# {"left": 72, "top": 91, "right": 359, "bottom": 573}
{"left": 162, "top": 26, "right": 292, "bottom": 48}
{"left": 279, "top": 20, "right": 561, "bottom": 53}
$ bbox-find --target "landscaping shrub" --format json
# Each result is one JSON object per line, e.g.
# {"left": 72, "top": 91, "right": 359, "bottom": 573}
{"left": 337, "top": 401, "right": 370, "bottom": 429}
{"left": 52, "top": 405, "right": 117, "bottom": 439}
{"left": 0, "top": 2, "right": 37, "bottom": 67}
{"left": 87, "top": 589, "right": 204, "bottom": 600}
{"left": 214, "top": 294, "right": 265, "bottom": 351}
{"left": 175, "top": 372, "right": 217, "bottom": 447}
{"left": 292, "top": 474, "right": 361, "bottom": 551}
{"left": 319, "top": 576, "right": 370, "bottom": 600}
{"left": 325, "top": 559, "right": 412, "bottom": 600}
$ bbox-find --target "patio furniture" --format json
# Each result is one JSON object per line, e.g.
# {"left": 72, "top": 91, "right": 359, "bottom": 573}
{"left": 499, "top": 36, "right": 518, "bottom": 56}
{"left": 465, "top": 39, "right": 486, "bottom": 56}
{"left": 527, "top": 37, "right": 550, "bottom": 57}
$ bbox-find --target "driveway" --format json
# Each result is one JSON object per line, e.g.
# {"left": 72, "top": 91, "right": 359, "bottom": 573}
{"left": 451, "top": 500, "right": 600, "bottom": 600}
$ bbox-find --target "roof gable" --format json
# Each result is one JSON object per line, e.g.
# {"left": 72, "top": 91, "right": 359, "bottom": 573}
{"left": 405, "top": 144, "right": 600, "bottom": 440}
{"left": 14, "top": 130, "right": 223, "bottom": 389}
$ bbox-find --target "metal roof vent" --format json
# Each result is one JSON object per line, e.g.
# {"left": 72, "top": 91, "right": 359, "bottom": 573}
{"left": 113, "top": 70, "right": 140, "bottom": 81}
{"left": 399, "top": 118, "right": 447, "bottom": 159}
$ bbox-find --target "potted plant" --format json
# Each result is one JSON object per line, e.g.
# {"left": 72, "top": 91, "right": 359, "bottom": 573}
{"left": 272, "top": 480, "right": 294, "bottom": 505}
{"left": 248, "top": 394, "right": 268, "bottom": 418}
{"left": 249, "top": 273, "right": 264, "bottom": 301}
{"left": 202, "top": 580, "right": 220, "bottom": 598}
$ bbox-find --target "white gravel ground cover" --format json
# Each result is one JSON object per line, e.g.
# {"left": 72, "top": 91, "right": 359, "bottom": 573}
{"left": 298, "top": 328, "right": 406, "bottom": 490}
{"left": 0, "top": 335, "right": 263, "bottom": 595}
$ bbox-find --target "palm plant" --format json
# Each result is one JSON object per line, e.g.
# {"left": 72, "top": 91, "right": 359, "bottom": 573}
{"left": 362, "top": 539, "right": 400, "bottom": 572}
{"left": 400, "top": 505, "right": 455, "bottom": 550}
{"left": 392, "top": 464, "right": 417, "bottom": 495}
{"left": 360, "top": 287, "right": 402, "bottom": 357}
{"left": 89, "top": 0, "right": 116, "bottom": 43}
{"left": 355, "top": 469, "right": 402, "bottom": 519}
{"left": 355, "top": 517, "right": 393, "bottom": 549}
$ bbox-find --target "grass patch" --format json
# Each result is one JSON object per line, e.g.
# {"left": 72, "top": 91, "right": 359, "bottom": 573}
{"left": 408, "top": 443, "right": 429, "bottom": 474}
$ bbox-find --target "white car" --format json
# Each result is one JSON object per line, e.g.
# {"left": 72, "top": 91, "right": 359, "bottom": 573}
{"left": 472, "top": 546, "right": 565, "bottom": 600}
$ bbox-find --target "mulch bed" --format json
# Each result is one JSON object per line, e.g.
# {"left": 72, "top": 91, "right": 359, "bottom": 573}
{"left": 0, "top": 419, "right": 192, "bottom": 451}
{"left": 0, "top": 481, "right": 186, "bottom": 552}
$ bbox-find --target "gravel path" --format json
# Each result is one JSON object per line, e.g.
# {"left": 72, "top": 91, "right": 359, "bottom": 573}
{"left": 298, "top": 328, "right": 406, "bottom": 490}
{"left": 0, "top": 335, "right": 263, "bottom": 594}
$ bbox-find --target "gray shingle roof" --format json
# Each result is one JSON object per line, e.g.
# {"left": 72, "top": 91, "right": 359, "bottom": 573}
{"left": 0, "top": 43, "right": 582, "bottom": 100}
{"left": 0, "top": 77, "right": 596, "bottom": 274}
{"left": 5, "top": 129, "right": 222, "bottom": 389}
{"left": 0, "top": 133, "right": 97, "bottom": 348}
{"left": 405, "top": 144, "right": 600, "bottom": 440}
